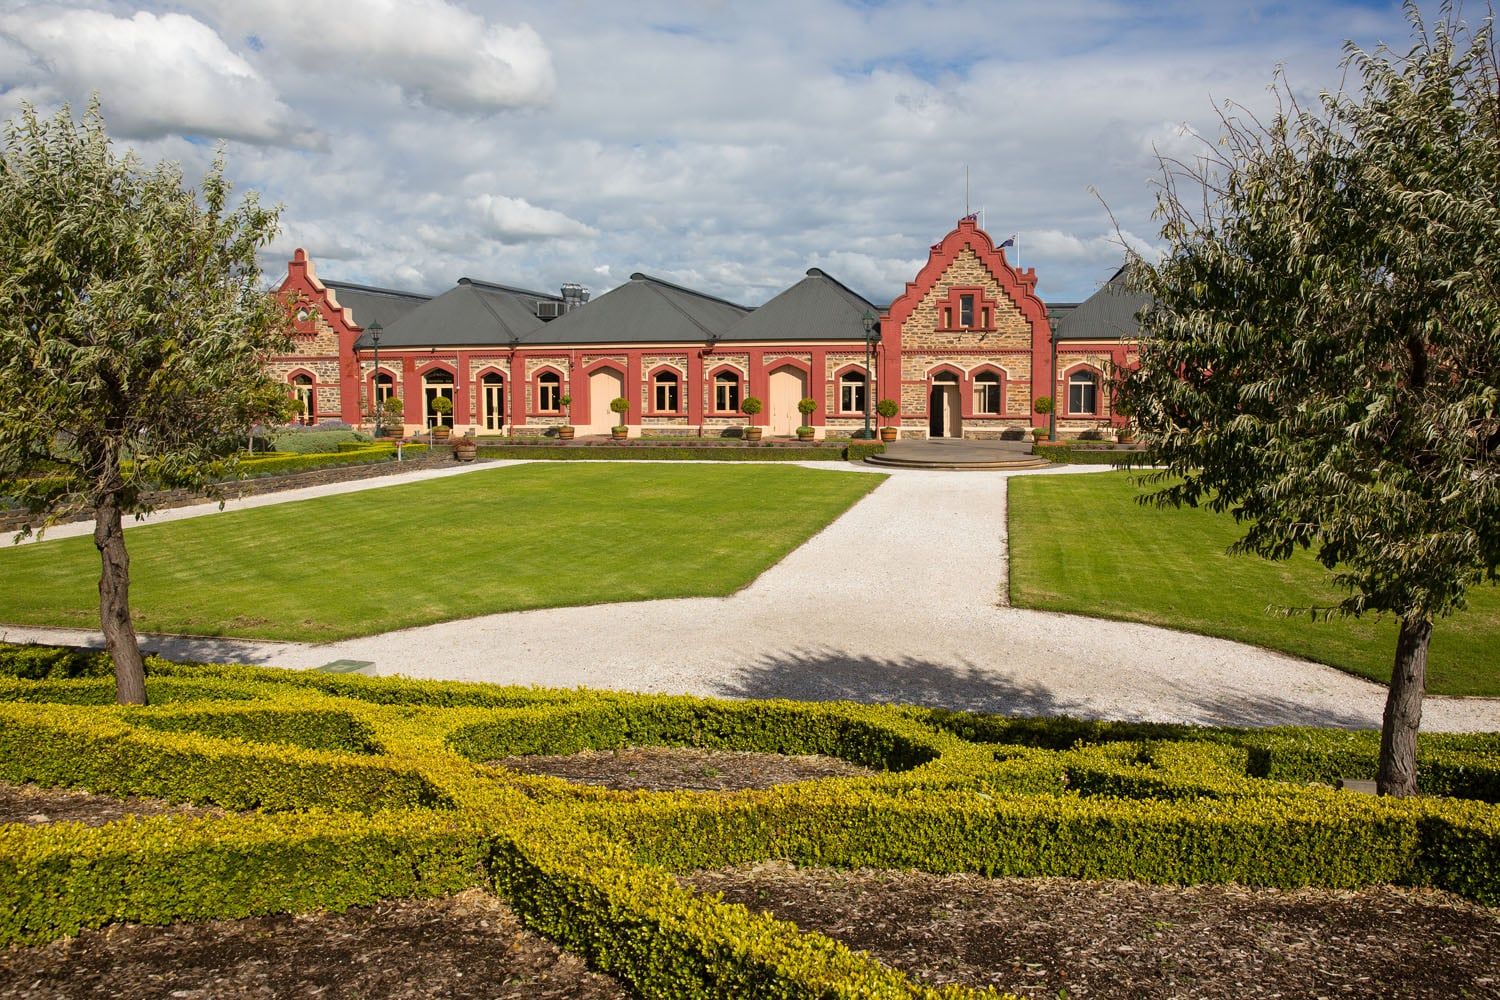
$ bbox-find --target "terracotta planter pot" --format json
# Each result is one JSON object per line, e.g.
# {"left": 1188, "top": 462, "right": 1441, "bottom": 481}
{"left": 557, "top": 426, "right": 575, "bottom": 440}
{"left": 611, "top": 426, "right": 628, "bottom": 441}
{"left": 743, "top": 426, "right": 764, "bottom": 442}
{"left": 879, "top": 426, "right": 898, "bottom": 443}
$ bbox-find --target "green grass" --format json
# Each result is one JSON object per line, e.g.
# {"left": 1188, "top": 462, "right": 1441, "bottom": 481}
{"left": 1008, "top": 472, "right": 1500, "bottom": 697}
{"left": 0, "top": 464, "right": 882, "bottom": 643}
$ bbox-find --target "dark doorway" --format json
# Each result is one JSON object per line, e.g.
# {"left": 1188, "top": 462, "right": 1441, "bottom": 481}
{"left": 929, "top": 387, "right": 943, "bottom": 437}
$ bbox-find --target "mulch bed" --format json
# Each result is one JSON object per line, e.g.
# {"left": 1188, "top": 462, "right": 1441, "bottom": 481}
{"left": 486, "top": 747, "right": 874, "bottom": 791}
{"left": 682, "top": 862, "right": 1500, "bottom": 999}
{"left": 0, "top": 890, "right": 629, "bottom": 999}
{"left": 0, "top": 781, "right": 227, "bottom": 828}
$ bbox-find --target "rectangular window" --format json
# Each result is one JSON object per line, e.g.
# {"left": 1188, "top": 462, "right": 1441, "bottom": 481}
{"left": 715, "top": 379, "right": 739, "bottom": 412}
{"left": 959, "top": 294, "right": 975, "bottom": 328}
{"left": 840, "top": 381, "right": 866, "bottom": 414}
{"left": 539, "top": 382, "right": 559, "bottom": 411}
{"left": 1069, "top": 379, "right": 1097, "bottom": 414}
{"left": 484, "top": 385, "right": 505, "bottom": 430}
{"left": 974, "top": 382, "right": 1000, "bottom": 414}
{"left": 655, "top": 381, "right": 679, "bottom": 412}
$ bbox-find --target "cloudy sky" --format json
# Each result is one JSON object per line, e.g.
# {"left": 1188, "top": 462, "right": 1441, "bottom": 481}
{"left": 0, "top": 0, "right": 1419, "bottom": 305}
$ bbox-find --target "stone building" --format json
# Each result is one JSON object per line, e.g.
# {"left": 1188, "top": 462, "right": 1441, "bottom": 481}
{"left": 270, "top": 216, "right": 1142, "bottom": 439}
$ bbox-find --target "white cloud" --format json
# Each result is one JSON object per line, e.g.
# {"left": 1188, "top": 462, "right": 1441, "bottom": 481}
{"left": 197, "top": 0, "right": 554, "bottom": 112}
{"left": 472, "top": 195, "right": 597, "bottom": 243}
{"left": 0, "top": 8, "right": 304, "bottom": 145}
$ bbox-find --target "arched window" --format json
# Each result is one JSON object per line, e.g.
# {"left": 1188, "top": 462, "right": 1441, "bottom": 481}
{"left": 839, "top": 370, "right": 866, "bottom": 414}
{"left": 537, "top": 371, "right": 561, "bottom": 412}
{"left": 713, "top": 371, "right": 740, "bottom": 413}
{"left": 653, "top": 370, "right": 680, "bottom": 412}
{"left": 290, "top": 374, "right": 315, "bottom": 425}
{"left": 973, "top": 371, "right": 1001, "bottom": 414}
{"left": 423, "top": 369, "right": 454, "bottom": 428}
{"left": 373, "top": 372, "right": 395, "bottom": 409}
{"left": 481, "top": 372, "right": 505, "bottom": 431}
{"left": 1068, "top": 370, "right": 1099, "bottom": 415}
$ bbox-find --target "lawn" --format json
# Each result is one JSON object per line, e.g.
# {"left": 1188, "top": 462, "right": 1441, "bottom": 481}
{"left": 0, "top": 463, "right": 882, "bottom": 642}
{"left": 1008, "top": 471, "right": 1500, "bottom": 697}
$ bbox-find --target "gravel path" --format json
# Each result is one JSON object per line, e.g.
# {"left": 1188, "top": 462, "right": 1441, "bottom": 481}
{"left": 6, "top": 462, "right": 1495, "bottom": 731}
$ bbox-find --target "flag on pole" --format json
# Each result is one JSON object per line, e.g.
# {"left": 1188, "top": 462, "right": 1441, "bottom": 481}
{"left": 998, "top": 234, "right": 1016, "bottom": 249}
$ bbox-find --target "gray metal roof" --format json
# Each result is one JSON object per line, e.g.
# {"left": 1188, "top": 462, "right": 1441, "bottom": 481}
{"left": 523, "top": 273, "right": 750, "bottom": 345}
{"left": 323, "top": 280, "right": 430, "bottom": 332}
{"left": 359, "top": 280, "right": 547, "bottom": 348}
{"left": 720, "top": 268, "right": 878, "bottom": 342}
{"left": 1053, "top": 267, "right": 1149, "bottom": 341}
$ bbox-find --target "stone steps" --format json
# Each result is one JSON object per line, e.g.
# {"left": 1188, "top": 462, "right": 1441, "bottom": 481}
{"left": 864, "top": 453, "right": 1052, "bottom": 472}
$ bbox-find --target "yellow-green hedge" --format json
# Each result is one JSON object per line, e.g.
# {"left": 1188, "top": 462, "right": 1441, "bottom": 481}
{"left": 0, "top": 641, "right": 1496, "bottom": 998}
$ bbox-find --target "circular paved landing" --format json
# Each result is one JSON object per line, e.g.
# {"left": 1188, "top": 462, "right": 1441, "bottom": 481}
{"left": 866, "top": 438, "right": 1051, "bottom": 471}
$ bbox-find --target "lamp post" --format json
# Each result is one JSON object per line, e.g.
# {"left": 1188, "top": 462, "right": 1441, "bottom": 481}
{"left": 860, "top": 311, "right": 877, "bottom": 439}
{"left": 368, "top": 320, "right": 383, "bottom": 437}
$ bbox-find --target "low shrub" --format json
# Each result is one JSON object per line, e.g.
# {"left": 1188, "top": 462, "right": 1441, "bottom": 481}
{"left": 1000, "top": 427, "right": 1027, "bottom": 440}
{"left": 1033, "top": 443, "right": 1146, "bottom": 466}
{"left": 267, "top": 429, "right": 368, "bottom": 454}
{"left": 231, "top": 443, "right": 428, "bottom": 479}
{"left": 475, "top": 443, "right": 884, "bottom": 462}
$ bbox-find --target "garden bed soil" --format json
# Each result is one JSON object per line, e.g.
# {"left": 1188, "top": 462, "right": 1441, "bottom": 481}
{"left": 486, "top": 747, "right": 874, "bottom": 791}
{"left": 0, "top": 781, "right": 228, "bottom": 827}
{"left": 0, "top": 890, "right": 628, "bottom": 999}
{"left": 682, "top": 862, "right": 1500, "bottom": 1000}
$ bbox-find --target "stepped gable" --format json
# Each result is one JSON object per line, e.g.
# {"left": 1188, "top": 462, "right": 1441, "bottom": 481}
{"left": 881, "top": 215, "right": 1049, "bottom": 336}
{"left": 721, "top": 268, "right": 878, "bottom": 342}
{"left": 1053, "top": 266, "right": 1149, "bottom": 341}
{"left": 530, "top": 272, "right": 750, "bottom": 345}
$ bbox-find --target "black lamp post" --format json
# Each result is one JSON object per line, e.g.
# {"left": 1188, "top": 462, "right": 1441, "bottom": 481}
{"left": 368, "top": 320, "right": 383, "bottom": 436}
{"left": 860, "top": 311, "right": 877, "bottom": 439}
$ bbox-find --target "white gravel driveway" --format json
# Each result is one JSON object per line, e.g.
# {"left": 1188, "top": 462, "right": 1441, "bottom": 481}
{"left": 7, "top": 462, "right": 1496, "bottom": 730}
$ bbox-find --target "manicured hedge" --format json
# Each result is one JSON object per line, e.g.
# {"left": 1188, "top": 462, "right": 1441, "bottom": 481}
{"left": 1033, "top": 443, "right": 1147, "bottom": 466}
{"left": 0, "top": 810, "right": 486, "bottom": 945}
{"left": 476, "top": 443, "right": 884, "bottom": 462}
{"left": 0, "top": 641, "right": 1495, "bottom": 996}
{"left": 230, "top": 443, "right": 429, "bottom": 478}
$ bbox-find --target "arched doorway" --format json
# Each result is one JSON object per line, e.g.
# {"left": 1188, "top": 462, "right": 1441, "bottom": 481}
{"left": 481, "top": 372, "right": 505, "bottom": 431}
{"left": 290, "top": 374, "right": 315, "bottom": 425}
{"left": 589, "top": 368, "right": 625, "bottom": 430}
{"left": 423, "top": 369, "right": 454, "bottom": 428}
{"left": 767, "top": 364, "right": 808, "bottom": 436}
{"left": 929, "top": 375, "right": 961, "bottom": 438}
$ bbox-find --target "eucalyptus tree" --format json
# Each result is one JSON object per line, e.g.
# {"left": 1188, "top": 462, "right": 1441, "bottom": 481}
{"left": 0, "top": 101, "right": 290, "bottom": 705}
{"left": 1121, "top": 5, "right": 1499, "bottom": 796}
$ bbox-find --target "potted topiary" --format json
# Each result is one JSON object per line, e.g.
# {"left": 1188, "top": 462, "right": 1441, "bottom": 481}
{"left": 429, "top": 395, "right": 453, "bottom": 441}
{"left": 380, "top": 396, "right": 404, "bottom": 437}
{"left": 876, "top": 398, "right": 899, "bottom": 442}
{"left": 609, "top": 396, "right": 630, "bottom": 440}
{"left": 1034, "top": 395, "right": 1054, "bottom": 417}
{"left": 452, "top": 430, "right": 477, "bottom": 462}
{"left": 557, "top": 393, "right": 575, "bottom": 440}
{"left": 1116, "top": 424, "right": 1137, "bottom": 445}
{"left": 1031, "top": 426, "right": 1050, "bottom": 443}
{"left": 796, "top": 397, "right": 817, "bottom": 440}
{"left": 741, "top": 396, "right": 764, "bottom": 442}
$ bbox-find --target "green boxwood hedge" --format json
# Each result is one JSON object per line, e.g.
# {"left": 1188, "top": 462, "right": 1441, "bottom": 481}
{"left": 0, "top": 640, "right": 1495, "bottom": 997}
{"left": 476, "top": 443, "right": 884, "bottom": 463}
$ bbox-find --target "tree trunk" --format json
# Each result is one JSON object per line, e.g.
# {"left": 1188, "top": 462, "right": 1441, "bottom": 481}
{"left": 1377, "top": 616, "right": 1431, "bottom": 797}
{"left": 94, "top": 496, "right": 147, "bottom": 705}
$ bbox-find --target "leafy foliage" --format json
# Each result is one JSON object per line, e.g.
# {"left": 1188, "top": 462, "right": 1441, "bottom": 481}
{"left": 0, "top": 100, "right": 289, "bottom": 526}
{"left": 1119, "top": 5, "right": 1500, "bottom": 793}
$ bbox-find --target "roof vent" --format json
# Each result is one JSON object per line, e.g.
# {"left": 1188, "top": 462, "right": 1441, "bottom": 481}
{"left": 536, "top": 300, "right": 563, "bottom": 320}
{"left": 561, "top": 283, "right": 590, "bottom": 313}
